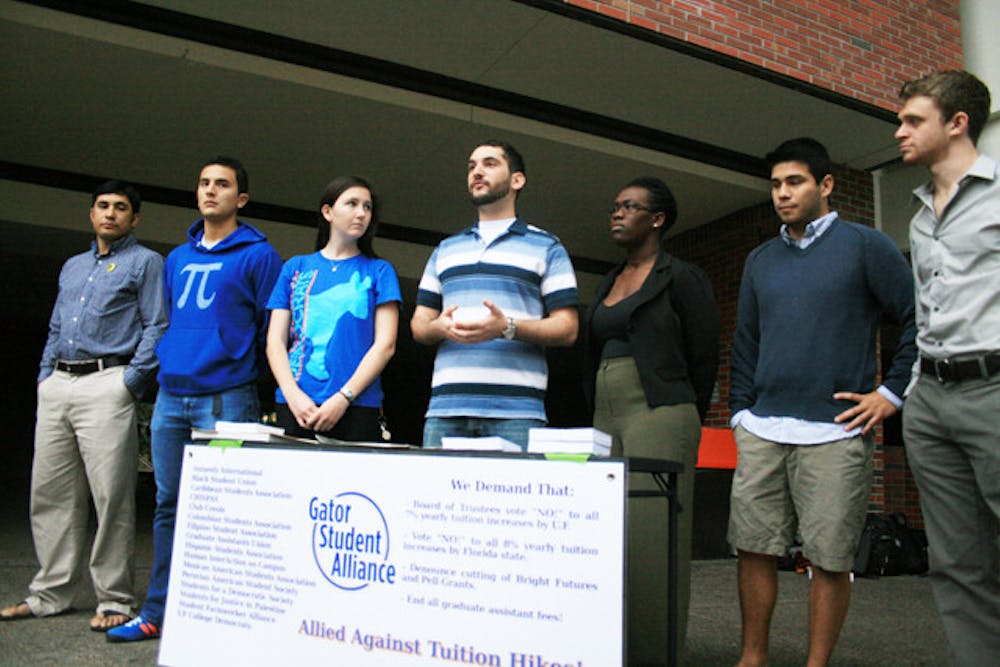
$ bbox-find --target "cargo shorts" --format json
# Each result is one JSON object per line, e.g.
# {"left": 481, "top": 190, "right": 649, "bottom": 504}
{"left": 727, "top": 424, "right": 874, "bottom": 572}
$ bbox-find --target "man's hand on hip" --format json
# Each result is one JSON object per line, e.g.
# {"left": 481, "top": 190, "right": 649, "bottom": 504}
{"left": 833, "top": 390, "right": 898, "bottom": 435}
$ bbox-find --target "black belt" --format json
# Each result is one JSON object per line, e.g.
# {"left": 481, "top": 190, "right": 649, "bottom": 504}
{"left": 920, "top": 352, "right": 1000, "bottom": 384}
{"left": 55, "top": 355, "right": 131, "bottom": 375}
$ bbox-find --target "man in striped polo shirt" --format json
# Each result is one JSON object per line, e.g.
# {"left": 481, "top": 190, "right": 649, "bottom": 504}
{"left": 411, "top": 140, "right": 579, "bottom": 450}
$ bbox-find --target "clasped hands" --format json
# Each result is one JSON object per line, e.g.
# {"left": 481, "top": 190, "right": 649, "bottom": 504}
{"left": 286, "top": 389, "right": 349, "bottom": 433}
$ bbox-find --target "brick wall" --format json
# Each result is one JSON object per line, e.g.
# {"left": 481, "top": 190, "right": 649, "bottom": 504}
{"left": 564, "top": 0, "right": 964, "bottom": 110}
{"left": 667, "top": 165, "right": 914, "bottom": 515}
{"left": 883, "top": 446, "right": 924, "bottom": 527}
{"left": 669, "top": 199, "right": 771, "bottom": 428}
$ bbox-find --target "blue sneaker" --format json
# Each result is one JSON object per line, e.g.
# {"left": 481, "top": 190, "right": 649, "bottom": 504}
{"left": 106, "top": 615, "right": 161, "bottom": 642}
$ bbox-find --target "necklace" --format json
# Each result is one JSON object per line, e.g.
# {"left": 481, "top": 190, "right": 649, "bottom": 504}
{"left": 324, "top": 253, "right": 357, "bottom": 272}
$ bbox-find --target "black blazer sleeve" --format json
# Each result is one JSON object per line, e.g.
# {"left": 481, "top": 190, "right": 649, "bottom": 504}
{"left": 670, "top": 261, "right": 721, "bottom": 420}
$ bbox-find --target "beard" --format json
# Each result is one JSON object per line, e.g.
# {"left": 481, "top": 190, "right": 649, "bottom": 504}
{"left": 470, "top": 178, "right": 511, "bottom": 207}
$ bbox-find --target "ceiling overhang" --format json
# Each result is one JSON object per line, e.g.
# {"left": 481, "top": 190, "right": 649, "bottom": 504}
{"left": 1, "top": 0, "right": 903, "bottom": 270}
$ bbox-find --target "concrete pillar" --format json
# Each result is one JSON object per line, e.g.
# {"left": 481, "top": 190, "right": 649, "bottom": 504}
{"left": 961, "top": 0, "right": 1000, "bottom": 156}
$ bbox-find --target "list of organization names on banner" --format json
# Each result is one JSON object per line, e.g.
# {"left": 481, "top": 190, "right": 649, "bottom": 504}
{"left": 162, "top": 446, "right": 626, "bottom": 666}
{"left": 175, "top": 462, "right": 312, "bottom": 629}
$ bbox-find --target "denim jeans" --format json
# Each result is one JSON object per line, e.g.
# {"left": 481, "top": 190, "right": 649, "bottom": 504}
{"left": 422, "top": 417, "right": 544, "bottom": 451}
{"left": 140, "top": 384, "right": 259, "bottom": 625}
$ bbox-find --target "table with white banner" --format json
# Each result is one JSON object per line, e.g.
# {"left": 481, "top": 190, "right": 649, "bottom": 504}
{"left": 158, "top": 443, "right": 682, "bottom": 666}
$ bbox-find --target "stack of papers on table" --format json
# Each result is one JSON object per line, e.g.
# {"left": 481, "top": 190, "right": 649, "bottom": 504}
{"left": 440, "top": 436, "right": 522, "bottom": 453}
{"left": 190, "top": 421, "right": 293, "bottom": 443}
{"left": 527, "top": 428, "right": 612, "bottom": 456}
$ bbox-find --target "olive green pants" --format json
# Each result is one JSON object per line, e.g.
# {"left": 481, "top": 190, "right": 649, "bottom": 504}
{"left": 593, "top": 357, "right": 701, "bottom": 666}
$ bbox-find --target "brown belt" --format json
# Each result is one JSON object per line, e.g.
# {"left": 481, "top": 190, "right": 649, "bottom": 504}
{"left": 920, "top": 352, "right": 1000, "bottom": 383}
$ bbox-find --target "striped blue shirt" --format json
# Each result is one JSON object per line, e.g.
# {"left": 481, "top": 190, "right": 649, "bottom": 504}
{"left": 416, "top": 219, "right": 579, "bottom": 420}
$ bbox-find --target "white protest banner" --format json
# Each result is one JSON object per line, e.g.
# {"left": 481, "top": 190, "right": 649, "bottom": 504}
{"left": 160, "top": 445, "right": 626, "bottom": 666}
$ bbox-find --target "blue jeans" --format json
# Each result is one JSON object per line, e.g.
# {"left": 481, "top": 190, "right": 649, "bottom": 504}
{"left": 141, "top": 384, "right": 259, "bottom": 625}
{"left": 422, "top": 417, "right": 544, "bottom": 451}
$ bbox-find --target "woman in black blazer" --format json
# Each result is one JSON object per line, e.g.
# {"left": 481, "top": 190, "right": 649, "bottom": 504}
{"left": 585, "top": 177, "right": 720, "bottom": 665}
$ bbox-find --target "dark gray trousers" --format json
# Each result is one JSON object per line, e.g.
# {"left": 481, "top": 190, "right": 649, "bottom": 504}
{"left": 903, "top": 372, "right": 1000, "bottom": 666}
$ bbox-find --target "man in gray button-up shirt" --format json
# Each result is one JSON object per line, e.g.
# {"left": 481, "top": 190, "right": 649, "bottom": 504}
{"left": 895, "top": 70, "right": 1000, "bottom": 666}
{"left": 0, "top": 181, "right": 167, "bottom": 632}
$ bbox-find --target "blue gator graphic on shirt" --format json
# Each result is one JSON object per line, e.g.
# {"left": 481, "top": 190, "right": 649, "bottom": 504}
{"left": 288, "top": 269, "right": 371, "bottom": 381}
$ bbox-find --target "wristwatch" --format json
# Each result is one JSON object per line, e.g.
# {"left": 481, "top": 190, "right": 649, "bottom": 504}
{"left": 501, "top": 316, "right": 517, "bottom": 340}
{"left": 338, "top": 387, "right": 355, "bottom": 404}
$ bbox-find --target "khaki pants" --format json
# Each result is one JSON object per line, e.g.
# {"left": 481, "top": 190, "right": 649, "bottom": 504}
{"left": 26, "top": 367, "right": 137, "bottom": 616}
{"left": 593, "top": 357, "right": 701, "bottom": 666}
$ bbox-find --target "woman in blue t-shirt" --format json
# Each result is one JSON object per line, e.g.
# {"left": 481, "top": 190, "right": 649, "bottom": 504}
{"left": 266, "top": 176, "right": 401, "bottom": 441}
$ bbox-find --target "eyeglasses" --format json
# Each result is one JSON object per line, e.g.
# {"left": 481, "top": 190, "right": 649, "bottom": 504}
{"left": 609, "top": 201, "right": 653, "bottom": 215}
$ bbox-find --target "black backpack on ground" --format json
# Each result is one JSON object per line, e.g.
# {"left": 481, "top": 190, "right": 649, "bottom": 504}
{"left": 853, "top": 512, "right": 928, "bottom": 577}
{"left": 889, "top": 512, "right": 929, "bottom": 575}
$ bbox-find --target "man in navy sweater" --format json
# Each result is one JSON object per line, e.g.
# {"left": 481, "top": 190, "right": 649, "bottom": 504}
{"left": 728, "top": 138, "right": 917, "bottom": 667}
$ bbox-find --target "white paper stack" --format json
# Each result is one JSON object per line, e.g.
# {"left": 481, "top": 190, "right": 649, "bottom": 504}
{"left": 527, "top": 428, "right": 612, "bottom": 456}
{"left": 190, "top": 421, "right": 289, "bottom": 443}
{"left": 440, "top": 436, "right": 523, "bottom": 453}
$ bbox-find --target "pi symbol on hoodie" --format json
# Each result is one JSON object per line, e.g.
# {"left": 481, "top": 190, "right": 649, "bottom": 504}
{"left": 177, "top": 262, "right": 223, "bottom": 309}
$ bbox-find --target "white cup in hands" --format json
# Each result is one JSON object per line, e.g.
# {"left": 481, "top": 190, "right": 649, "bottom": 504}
{"left": 451, "top": 305, "right": 490, "bottom": 325}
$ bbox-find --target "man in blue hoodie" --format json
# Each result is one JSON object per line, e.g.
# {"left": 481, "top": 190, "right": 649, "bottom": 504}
{"left": 108, "top": 157, "right": 281, "bottom": 642}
